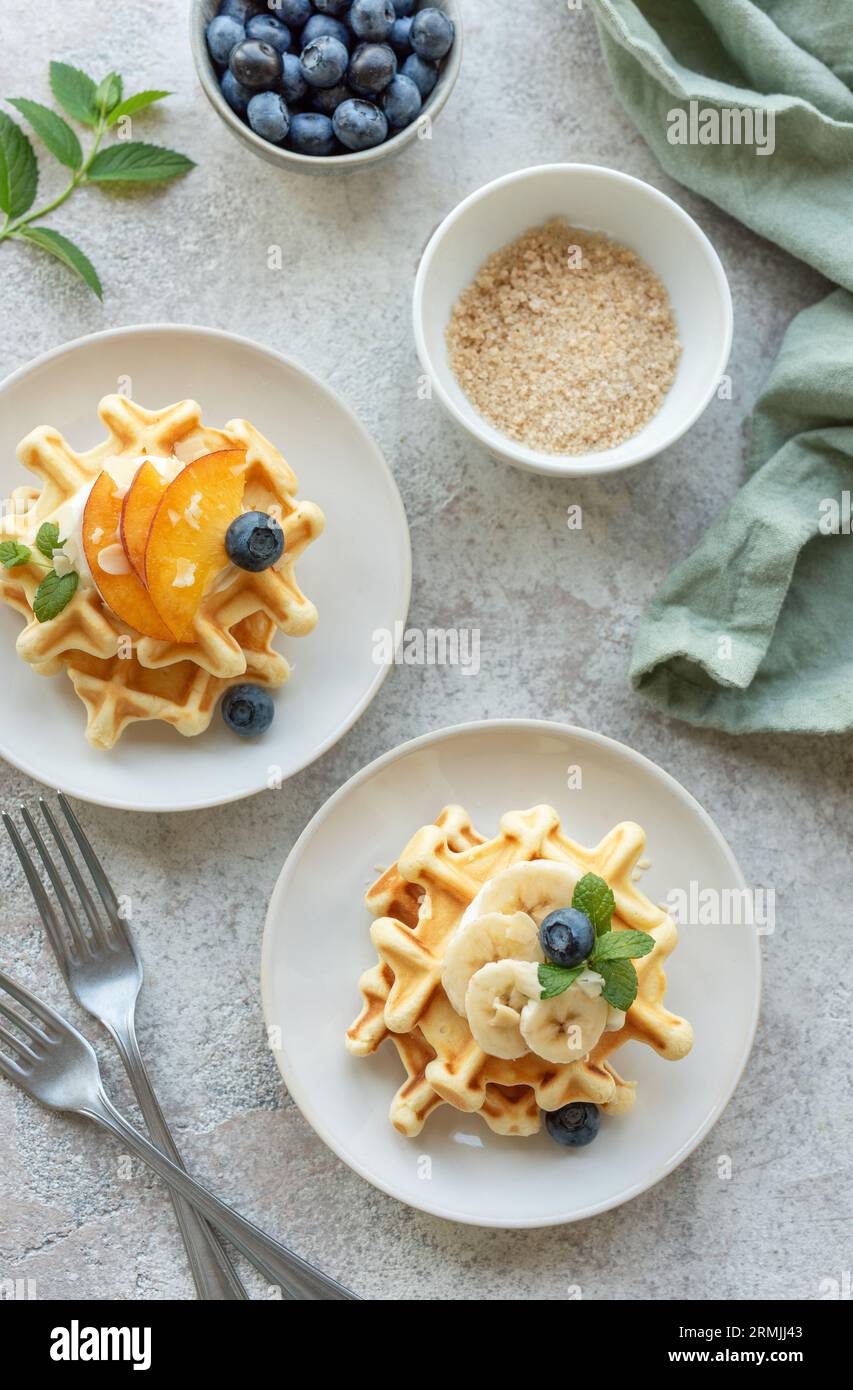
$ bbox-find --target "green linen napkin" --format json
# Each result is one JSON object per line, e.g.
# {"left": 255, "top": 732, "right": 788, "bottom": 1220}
{"left": 590, "top": 0, "right": 853, "bottom": 733}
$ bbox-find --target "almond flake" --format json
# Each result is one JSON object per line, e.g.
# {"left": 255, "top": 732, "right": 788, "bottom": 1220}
{"left": 183, "top": 492, "right": 203, "bottom": 531}
{"left": 172, "top": 558, "right": 197, "bottom": 589}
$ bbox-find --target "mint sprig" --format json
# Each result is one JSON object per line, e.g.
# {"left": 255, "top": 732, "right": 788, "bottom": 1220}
{"left": 33, "top": 568, "right": 78, "bottom": 622}
{"left": 536, "top": 873, "right": 655, "bottom": 1007}
{"left": 35, "top": 520, "right": 61, "bottom": 559}
{"left": 0, "top": 539, "right": 33, "bottom": 569}
{"left": 592, "top": 929, "right": 655, "bottom": 964}
{"left": 0, "top": 528, "right": 79, "bottom": 621}
{"left": 0, "top": 62, "right": 192, "bottom": 297}
{"left": 594, "top": 959, "right": 640, "bottom": 1013}
{"left": 572, "top": 872, "right": 615, "bottom": 936}
{"left": 538, "top": 963, "right": 586, "bottom": 1001}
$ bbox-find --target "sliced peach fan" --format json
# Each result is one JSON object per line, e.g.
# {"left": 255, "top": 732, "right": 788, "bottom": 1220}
{"left": 82, "top": 469, "right": 177, "bottom": 643}
{"left": 84, "top": 448, "right": 249, "bottom": 645}
{"left": 120, "top": 459, "right": 167, "bottom": 582}
{"left": 144, "top": 448, "right": 248, "bottom": 644}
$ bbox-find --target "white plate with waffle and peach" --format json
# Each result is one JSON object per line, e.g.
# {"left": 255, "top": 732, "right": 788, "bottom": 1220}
{"left": 0, "top": 325, "right": 411, "bottom": 811}
{"left": 262, "top": 720, "right": 760, "bottom": 1228}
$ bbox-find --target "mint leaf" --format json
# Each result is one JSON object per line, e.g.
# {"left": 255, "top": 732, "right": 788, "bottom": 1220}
{"left": 538, "top": 962, "right": 586, "bottom": 1001}
{"left": 106, "top": 90, "right": 170, "bottom": 127}
{"left": 49, "top": 61, "right": 100, "bottom": 127}
{"left": 87, "top": 142, "right": 195, "bottom": 183}
{"left": 591, "top": 929, "right": 655, "bottom": 965}
{"left": 597, "top": 959, "right": 639, "bottom": 1013}
{"left": 0, "top": 540, "right": 32, "bottom": 568}
{"left": 7, "top": 99, "right": 82, "bottom": 170}
{"left": 35, "top": 520, "right": 61, "bottom": 559}
{"left": 95, "top": 72, "right": 123, "bottom": 117}
{"left": 572, "top": 872, "right": 615, "bottom": 937}
{"left": 18, "top": 227, "right": 103, "bottom": 299}
{"left": 0, "top": 111, "right": 38, "bottom": 219}
{"left": 33, "top": 569, "right": 78, "bottom": 622}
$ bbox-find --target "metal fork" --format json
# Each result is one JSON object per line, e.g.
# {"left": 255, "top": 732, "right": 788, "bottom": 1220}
{"left": 3, "top": 796, "right": 247, "bottom": 1301}
{"left": 0, "top": 967, "right": 356, "bottom": 1299}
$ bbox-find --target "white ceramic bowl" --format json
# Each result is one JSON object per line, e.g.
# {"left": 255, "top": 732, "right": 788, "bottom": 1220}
{"left": 0, "top": 325, "right": 411, "bottom": 812}
{"left": 190, "top": 0, "right": 463, "bottom": 175}
{"left": 413, "top": 163, "right": 733, "bottom": 477}
{"left": 262, "top": 719, "right": 760, "bottom": 1227}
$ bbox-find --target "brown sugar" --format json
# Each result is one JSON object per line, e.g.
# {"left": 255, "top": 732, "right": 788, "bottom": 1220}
{"left": 445, "top": 218, "right": 681, "bottom": 455}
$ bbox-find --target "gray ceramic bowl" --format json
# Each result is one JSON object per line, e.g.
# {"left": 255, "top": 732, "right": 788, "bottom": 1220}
{"left": 190, "top": 0, "right": 463, "bottom": 174}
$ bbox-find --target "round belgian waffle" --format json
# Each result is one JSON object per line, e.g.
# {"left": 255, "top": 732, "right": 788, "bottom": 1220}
{"left": 0, "top": 396, "right": 324, "bottom": 748}
{"left": 346, "top": 804, "right": 694, "bottom": 1138}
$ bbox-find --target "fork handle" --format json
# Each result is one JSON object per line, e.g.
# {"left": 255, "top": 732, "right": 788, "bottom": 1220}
{"left": 109, "top": 1020, "right": 248, "bottom": 1302}
{"left": 86, "top": 1092, "right": 359, "bottom": 1300}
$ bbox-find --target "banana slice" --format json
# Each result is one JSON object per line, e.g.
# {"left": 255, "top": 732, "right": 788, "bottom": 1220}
{"left": 465, "top": 960, "right": 542, "bottom": 1060}
{"left": 520, "top": 971, "right": 610, "bottom": 1064}
{"left": 442, "top": 910, "right": 542, "bottom": 1016}
{"left": 460, "top": 860, "right": 578, "bottom": 930}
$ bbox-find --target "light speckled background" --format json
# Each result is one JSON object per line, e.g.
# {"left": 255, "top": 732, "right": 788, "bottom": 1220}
{"left": 1, "top": 0, "right": 851, "bottom": 1302}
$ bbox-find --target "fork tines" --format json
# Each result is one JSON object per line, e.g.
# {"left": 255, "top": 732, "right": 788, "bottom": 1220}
{"left": 2, "top": 794, "right": 122, "bottom": 972}
{"left": 0, "top": 968, "right": 55, "bottom": 1080}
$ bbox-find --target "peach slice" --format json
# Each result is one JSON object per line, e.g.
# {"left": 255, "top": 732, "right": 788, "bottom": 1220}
{"left": 82, "top": 470, "right": 177, "bottom": 642}
{"left": 120, "top": 460, "right": 168, "bottom": 582}
{"left": 144, "top": 448, "right": 247, "bottom": 644}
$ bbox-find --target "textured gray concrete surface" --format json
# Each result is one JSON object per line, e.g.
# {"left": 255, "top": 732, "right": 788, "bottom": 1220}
{"left": 1, "top": 0, "right": 851, "bottom": 1302}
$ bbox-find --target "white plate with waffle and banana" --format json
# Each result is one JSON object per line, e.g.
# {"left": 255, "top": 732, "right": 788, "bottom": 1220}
{"left": 262, "top": 720, "right": 760, "bottom": 1228}
{"left": 0, "top": 325, "right": 411, "bottom": 811}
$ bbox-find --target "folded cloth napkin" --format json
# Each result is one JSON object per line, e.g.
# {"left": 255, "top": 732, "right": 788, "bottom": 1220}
{"left": 590, "top": 0, "right": 853, "bottom": 733}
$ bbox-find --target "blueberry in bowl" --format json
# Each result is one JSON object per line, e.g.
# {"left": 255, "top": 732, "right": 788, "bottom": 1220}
{"left": 300, "top": 34, "right": 350, "bottom": 88}
{"left": 191, "top": 0, "right": 462, "bottom": 172}
{"left": 333, "top": 98, "right": 389, "bottom": 151}
{"left": 245, "top": 12, "right": 293, "bottom": 51}
{"left": 348, "top": 43, "right": 397, "bottom": 99}
{"left": 229, "top": 37, "right": 283, "bottom": 88}
{"left": 349, "top": 0, "right": 396, "bottom": 43}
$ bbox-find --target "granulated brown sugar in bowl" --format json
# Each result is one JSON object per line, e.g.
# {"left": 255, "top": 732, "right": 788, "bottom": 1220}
{"left": 445, "top": 218, "right": 681, "bottom": 456}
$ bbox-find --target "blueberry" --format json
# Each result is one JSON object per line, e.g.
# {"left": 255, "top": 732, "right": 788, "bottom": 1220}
{"left": 225, "top": 511, "right": 286, "bottom": 571}
{"left": 311, "top": 80, "right": 351, "bottom": 115}
{"left": 349, "top": 0, "right": 395, "bottom": 42}
{"left": 333, "top": 97, "right": 388, "bottom": 149}
{"left": 221, "top": 68, "right": 255, "bottom": 114}
{"left": 381, "top": 72, "right": 421, "bottom": 128}
{"left": 300, "top": 34, "right": 349, "bottom": 88}
{"left": 274, "top": 0, "right": 312, "bottom": 26}
{"left": 410, "top": 7, "right": 454, "bottom": 60}
{"left": 313, "top": 0, "right": 351, "bottom": 12}
{"left": 288, "top": 110, "right": 338, "bottom": 155}
{"left": 539, "top": 908, "right": 595, "bottom": 969}
{"left": 229, "top": 39, "right": 283, "bottom": 88}
{"left": 278, "top": 51, "right": 308, "bottom": 104}
{"left": 247, "top": 90, "right": 291, "bottom": 143}
{"left": 545, "top": 1103, "right": 601, "bottom": 1149}
{"left": 389, "top": 16, "right": 413, "bottom": 57}
{"left": 392, "top": 0, "right": 416, "bottom": 14}
{"left": 245, "top": 13, "right": 292, "bottom": 52}
{"left": 348, "top": 42, "right": 396, "bottom": 97}
{"left": 219, "top": 0, "right": 267, "bottom": 20}
{"left": 221, "top": 684, "right": 275, "bottom": 738}
{"left": 301, "top": 13, "right": 352, "bottom": 49}
{"left": 401, "top": 52, "right": 438, "bottom": 98}
{"left": 206, "top": 14, "right": 245, "bottom": 65}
